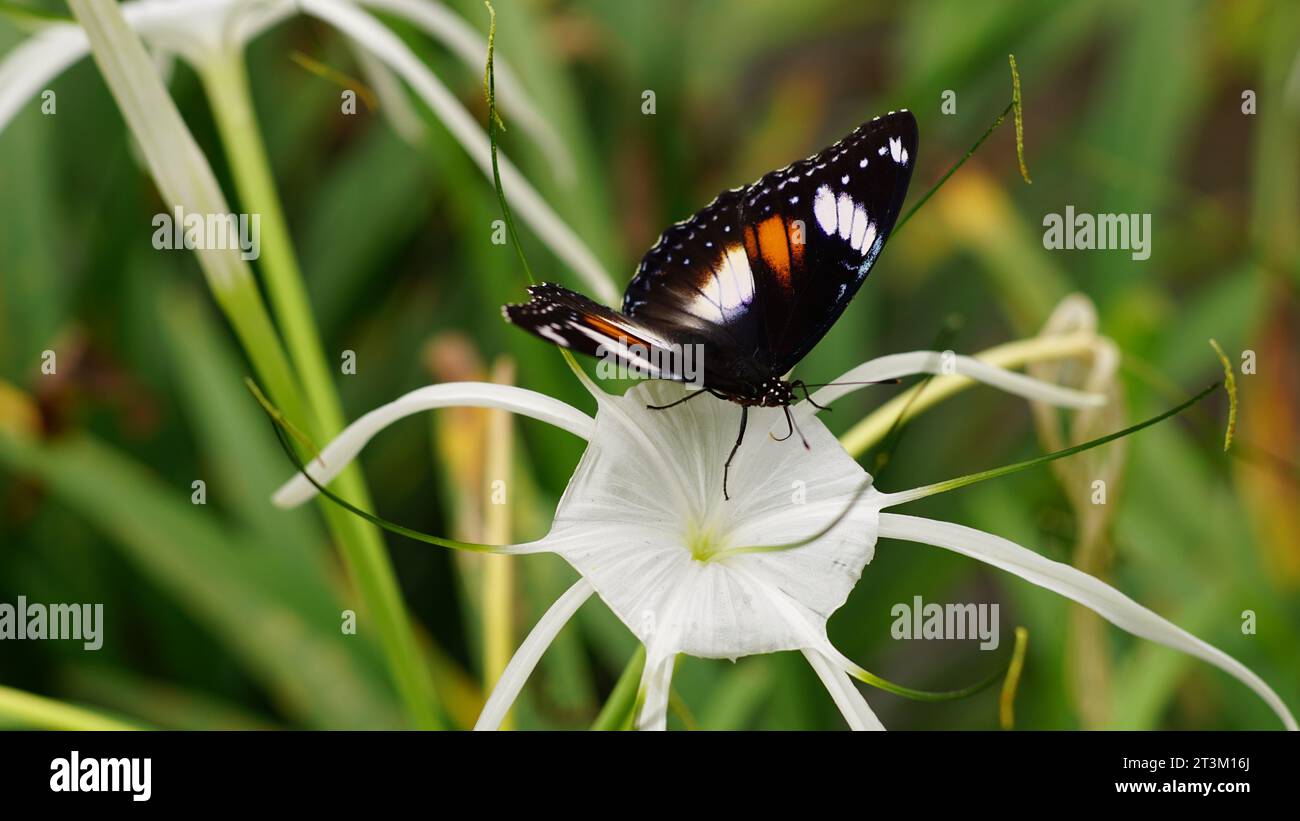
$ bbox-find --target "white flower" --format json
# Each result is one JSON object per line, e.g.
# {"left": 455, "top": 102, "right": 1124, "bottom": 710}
{"left": 272, "top": 348, "right": 1298, "bottom": 731}
{"left": 0, "top": 0, "right": 616, "bottom": 303}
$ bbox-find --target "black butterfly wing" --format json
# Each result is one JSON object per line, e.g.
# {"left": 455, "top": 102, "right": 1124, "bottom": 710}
{"left": 622, "top": 188, "right": 763, "bottom": 355}
{"left": 738, "top": 110, "right": 917, "bottom": 373}
{"left": 503, "top": 283, "right": 702, "bottom": 381}
{"left": 619, "top": 187, "right": 774, "bottom": 393}
{"left": 623, "top": 110, "right": 917, "bottom": 379}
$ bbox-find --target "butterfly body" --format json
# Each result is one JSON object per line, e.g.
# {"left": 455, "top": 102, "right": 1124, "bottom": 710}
{"left": 724, "top": 376, "right": 795, "bottom": 408}
{"left": 504, "top": 110, "right": 918, "bottom": 496}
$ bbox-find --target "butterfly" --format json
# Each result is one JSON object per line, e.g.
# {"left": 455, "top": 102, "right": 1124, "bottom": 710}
{"left": 504, "top": 110, "right": 917, "bottom": 499}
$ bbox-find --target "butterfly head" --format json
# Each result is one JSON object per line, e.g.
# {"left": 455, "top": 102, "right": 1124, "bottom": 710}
{"left": 754, "top": 377, "right": 795, "bottom": 408}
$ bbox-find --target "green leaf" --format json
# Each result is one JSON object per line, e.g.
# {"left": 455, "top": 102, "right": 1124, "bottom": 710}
{"left": 0, "top": 432, "right": 402, "bottom": 728}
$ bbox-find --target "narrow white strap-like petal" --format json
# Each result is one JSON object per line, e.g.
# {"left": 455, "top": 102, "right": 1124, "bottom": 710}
{"left": 802, "top": 351, "right": 1105, "bottom": 416}
{"left": 357, "top": 0, "right": 573, "bottom": 183}
{"left": 2, "top": 1, "right": 300, "bottom": 133}
{"left": 299, "top": 0, "right": 620, "bottom": 306}
{"left": 347, "top": 36, "right": 426, "bottom": 143}
{"left": 879, "top": 512, "right": 1298, "bottom": 730}
{"left": 734, "top": 566, "right": 883, "bottom": 731}
{"left": 0, "top": 26, "right": 90, "bottom": 133}
{"left": 634, "top": 652, "right": 676, "bottom": 731}
{"left": 273, "top": 382, "right": 593, "bottom": 507}
{"left": 474, "top": 578, "right": 593, "bottom": 730}
{"left": 803, "top": 648, "right": 885, "bottom": 731}
{"left": 66, "top": 0, "right": 260, "bottom": 297}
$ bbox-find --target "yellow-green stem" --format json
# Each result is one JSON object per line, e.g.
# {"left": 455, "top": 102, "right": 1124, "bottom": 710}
{"left": 0, "top": 684, "right": 145, "bottom": 731}
{"left": 215, "top": 267, "right": 313, "bottom": 431}
{"left": 483, "top": 359, "right": 516, "bottom": 727}
{"left": 198, "top": 50, "right": 441, "bottom": 729}
{"left": 1000, "top": 626, "right": 1030, "bottom": 729}
{"left": 591, "top": 645, "right": 646, "bottom": 730}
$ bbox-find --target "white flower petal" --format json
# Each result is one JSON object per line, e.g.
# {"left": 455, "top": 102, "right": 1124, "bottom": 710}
{"left": 474, "top": 578, "right": 592, "bottom": 731}
{"left": 0, "top": 25, "right": 89, "bottom": 133}
{"left": 1040, "top": 292, "right": 1099, "bottom": 333}
{"left": 356, "top": 0, "right": 574, "bottom": 182}
{"left": 3, "top": 0, "right": 611, "bottom": 294}
{"left": 800, "top": 350, "right": 1105, "bottom": 422}
{"left": 346, "top": 35, "right": 426, "bottom": 144}
{"left": 1029, "top": 294, "right": 1122, "bottom": 451}
{"left": 120, "top": 0, "right": 297, "bottom": 61}
{"left": 272, "top": 382, "right": 593, "bottom": 507}
{"left": 634, "top": 652, "right": 675, "bottom": 731}
{"left": 803, "top": 648, "right": 884, "bottom": 731}
{"left": 1, "top": 0, "right": 296, "bottom": 134}
{"left": 544, "top": 381, "right": 879, "bottom": 660}
{"left": 0, "top": 3, "right": 218, "bottom": 136}
{"left": 878, "top": 512, "right": 1297, "bottom": 730}
{"left": 298, "top": 0, "right": 620, "bottom": 305}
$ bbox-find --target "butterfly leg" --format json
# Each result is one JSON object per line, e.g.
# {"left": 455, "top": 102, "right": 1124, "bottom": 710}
{"left": 771, "top": 405, "right": 796, "bottom": 441}
{"left": 722, "top": 406, "right": 749, "bottom": 501}
{"left": 787, "top": 404, "right": 811, "bottom": 451}
{"left": 645, "top": 388, "right": 709, "bottom": 410}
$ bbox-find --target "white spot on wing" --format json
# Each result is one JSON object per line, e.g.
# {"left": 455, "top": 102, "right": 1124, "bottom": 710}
{"left": 538, "top": 326, "right": 570, "bottom": 347}
{"left": 861, "top": 222, "right": 877, "bottom": 255}
{"left": 889, "top": 136, "right": 906, "bottom": 164}
{"left": 836, "top": 192, "right": 854, "bottom": 240}
{"left": 699, "top": 268, "right": 724, "bottom": 305}
{"left": 813, "top": 185, "right": 837, "bottom": 235}
{"left": 849, "top": 206, "right": 868, "bottom": 251}
{"left": 723, "top": 244, "right": 755, "bottom": 309}
{"left": 581, "top": 330, "right": 664, "bottom": 376}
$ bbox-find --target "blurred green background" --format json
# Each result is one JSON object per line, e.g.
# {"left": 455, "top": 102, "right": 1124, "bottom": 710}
{"left": 1, "top": 0, "right": 1297, "bottom": 730}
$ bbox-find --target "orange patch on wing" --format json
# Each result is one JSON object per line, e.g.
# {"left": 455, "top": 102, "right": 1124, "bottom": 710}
{"left": 742, "top": 225, "right": 759, "bottom": 259}
{"left": 743, "top": 216, "right": 790, "bottom": 289}
{"left": 787, "top": 220, "right": 805, "bottom": 270}
{"left": 583, "top": 315, "right": 646, "bottom": 347}
{"left": 746, "top": 216, "right": 795, "bottom": 289}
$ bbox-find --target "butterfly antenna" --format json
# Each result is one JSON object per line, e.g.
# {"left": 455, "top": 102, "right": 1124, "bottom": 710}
{"left": 797, "top": 378, "right": 901, "bottom": 389}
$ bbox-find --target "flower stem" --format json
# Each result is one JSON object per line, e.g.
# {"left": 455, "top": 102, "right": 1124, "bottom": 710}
{"left": 590, "top": 645, "right": 646, "bottom": 730}
{"left": 846, "top": 659, "right": 1004, "bottom": 702}
{"left": 1208, "top": 339, "right": 1236, "bottom": 452}
{"left": 483, "top": 359, "right": 516, "bottom": 728}
{"left": 893, "top": 49, "right": 1034, "bottom": 239}
{"left": 1000, "top": 626, "right": 1030, "bottom": 729}
{"left": 882, "top": 382, "right": 1219, "bottom": 507}
{"left": 197, "top": 51, "right": 346, "bottom": 436}
{"left": 215, "top": 268, "right": 314, "bottom": 432}
{"left": 0, "top": 684, "right": 145, "bottom": 731}
{"left": 893, "top": 100, "right": 1012, "bottom": 238}
{"left": 1008, "top": 54, "right": 1032, "bottom": 184}
{"left": 483, "top": 0, "right": 537, "bottom": 288}
{"left": 199, "top": 51, "right": 441, "bottom": 729}
{"left": 841, "top": 331, "right": 1099, "bottom": 457}
{"left": 256, "top": 384, "right": 513, "bottom": 555}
